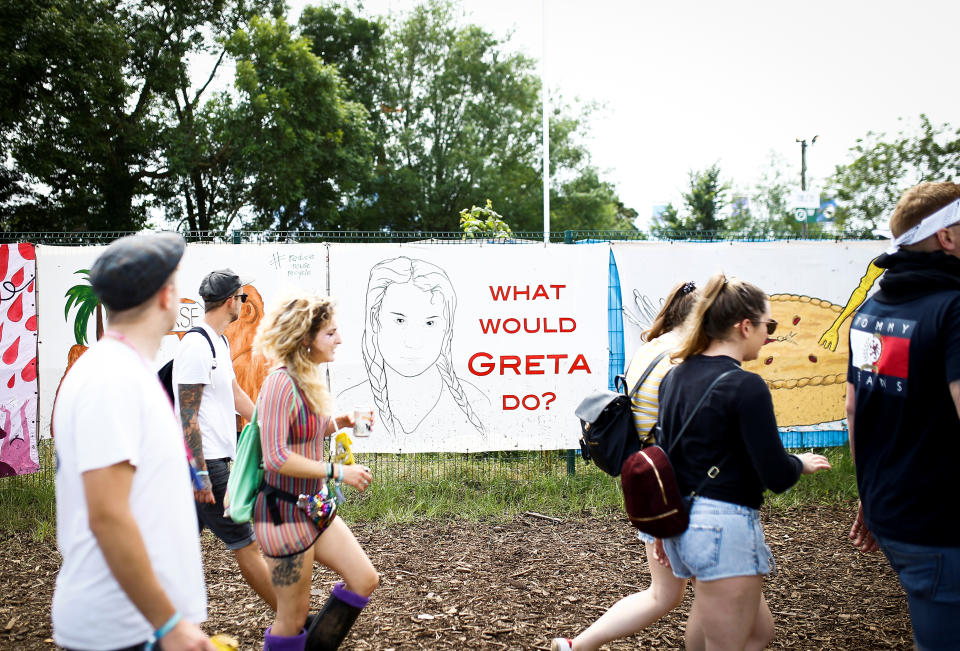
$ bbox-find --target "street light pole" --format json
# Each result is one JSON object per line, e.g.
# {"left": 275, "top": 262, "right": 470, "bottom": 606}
{"left": 796, "top": 135, "right": 818, "bottom": 237}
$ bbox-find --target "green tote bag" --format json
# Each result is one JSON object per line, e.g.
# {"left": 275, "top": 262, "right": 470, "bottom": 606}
{"left": 225, "top": 406, "right": 264, "bottom": 524}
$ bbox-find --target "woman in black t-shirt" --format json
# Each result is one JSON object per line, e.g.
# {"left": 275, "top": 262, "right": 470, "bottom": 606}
{"left": 657, "top": 273, "right": 831, "bottom": 651}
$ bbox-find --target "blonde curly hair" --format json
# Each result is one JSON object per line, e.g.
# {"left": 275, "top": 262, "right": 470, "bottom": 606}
{"left": 253, "top": 294, "right": 335, "bottom": 415}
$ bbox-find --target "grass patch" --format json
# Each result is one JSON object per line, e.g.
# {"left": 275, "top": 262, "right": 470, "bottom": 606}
{"left": 765, "top": 446, "right": 859, "bottom": 508}
{"left": 342, "top": 469, "right": 624, "bottom": 524}
{"left": 0, "top": 473, "right": 56, "bottom": 542}
{"left": 0, "top": 446, "right": 858, "bottom": 535}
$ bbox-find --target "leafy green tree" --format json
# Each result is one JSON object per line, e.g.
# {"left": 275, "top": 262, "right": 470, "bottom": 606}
{"left": 828, "top": 114, "right": 960, "bottom": 236}
{"left": 551, "top": 168, "right": 638, "bottom": 231}
{"left": 1, "top": 0, "right": 278, "bottom": 232}
{"left": 335, "top": 0, "right": 634, "bottom": 232}
{"left": 651, "top": 163, "right": 729, "bottom": 237}
{"left": 720, "top": 152, "right": 807, "bottom": 238}
{"left": 223, "top": 16, "right": 374, "bottom": 231}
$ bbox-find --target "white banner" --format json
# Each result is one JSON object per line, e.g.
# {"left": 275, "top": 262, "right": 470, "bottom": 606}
{"left": 37, "top": 243, "right": 329, "bottom": 438}
{"left": 1, "top": 244, "right": 39, "bottom": 476}
{"left": 328, "top": 243, "right": 610, "bottom": 452}
{"left": 612, "top": 240, "right": 886, "bottom": 431}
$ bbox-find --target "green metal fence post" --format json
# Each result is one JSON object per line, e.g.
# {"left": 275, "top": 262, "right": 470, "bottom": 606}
{"left": 564, "top": 230, "right": 574, "bottom": 244}
{"left": 566, "top": 449, "right": 576, "bottom": 476}
{"left": 232, "top": 231, "right": 241, "bottom": 244}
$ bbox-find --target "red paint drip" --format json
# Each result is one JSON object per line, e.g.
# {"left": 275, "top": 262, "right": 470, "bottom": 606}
{"left": 0, "top": 245, "right": 7, "bottom": 281}
{"left": 20, "top": 357, "right": 36, "bottom": 383}
{"left": 17, "top": 243, "right": 35, "bottom": 261}
{"left": 7, "top": 294, "right": 22, "bottom": 322}
{"left": 28, "top": 281, "right": 34, "bottom": 293}
{"left": 25, "top": 315, "right": 37, "bottom": 332}
{"left": 11, "top": 266, "right": 23, "bottom": 286}
{"left": 6, "top": 375, "right": 13, "bottom": 389}
{"left": 2, "top": 337, "right": 19, "bottom": 365}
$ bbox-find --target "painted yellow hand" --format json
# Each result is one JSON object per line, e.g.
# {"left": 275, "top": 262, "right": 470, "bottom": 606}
{"left": 818, "top": 327, "right": 840, "bottom": 352}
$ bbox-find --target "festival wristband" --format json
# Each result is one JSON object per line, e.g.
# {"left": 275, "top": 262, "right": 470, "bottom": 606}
{"left": 145, "top": 611, "right": 182, "bottom": 651}
{"left": 196, "top": 470, "right": 209, "bottom": 476}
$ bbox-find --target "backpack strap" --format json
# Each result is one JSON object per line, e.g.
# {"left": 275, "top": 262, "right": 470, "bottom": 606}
{"left": 661, "top": 366, "right": 741, "bottom": 497}
{"left": 628, "top": 350, "right": 671, "bottom": 397}
{"left": 262, "top": 483, "right": 300, "bottom": 526}
{"left": 664, "top": 368, "right": 738, "bottom": 455}
{"left": 186, "top": 326, "right": 217, "bottom": 365}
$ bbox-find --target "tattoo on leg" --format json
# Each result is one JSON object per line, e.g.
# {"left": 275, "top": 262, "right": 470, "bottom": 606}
{"left": 271, "top": 552, "right": 304, "bottom": 587}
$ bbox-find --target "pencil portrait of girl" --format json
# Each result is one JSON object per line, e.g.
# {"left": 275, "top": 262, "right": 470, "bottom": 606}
{"left": 337, "top": 256, "right": 489, "bottom": 449}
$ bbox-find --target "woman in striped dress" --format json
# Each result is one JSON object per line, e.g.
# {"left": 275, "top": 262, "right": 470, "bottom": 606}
{"left": 252, "top": 295, "right": 377, "bottom": 651}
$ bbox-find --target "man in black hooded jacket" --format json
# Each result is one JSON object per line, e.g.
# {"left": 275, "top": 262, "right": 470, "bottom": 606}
{"left": 846, "top": 181, "right": 960, "bottom": 651}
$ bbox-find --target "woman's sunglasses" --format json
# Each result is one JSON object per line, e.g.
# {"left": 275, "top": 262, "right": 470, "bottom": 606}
{"left": 753, "top": 319, "right": 778, "bottom": 335}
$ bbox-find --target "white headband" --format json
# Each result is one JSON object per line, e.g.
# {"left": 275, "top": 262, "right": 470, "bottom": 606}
{"left": 887, "top": 198, "right": 960, "bottom": 253}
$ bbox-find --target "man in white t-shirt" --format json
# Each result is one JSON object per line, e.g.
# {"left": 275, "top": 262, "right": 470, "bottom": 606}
{"left": 52, "top": 233, "right": 213, "bottom": 651}
{"left": 174, "top": 268, "right": 275, "bottom": 610}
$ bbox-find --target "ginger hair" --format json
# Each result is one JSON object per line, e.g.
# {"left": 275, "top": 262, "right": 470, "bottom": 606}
{"left": 253, "top": 294, "right": 335, "bottom": 415}
{"left": 889, "top": 182, "right": 960, "bottom": 238}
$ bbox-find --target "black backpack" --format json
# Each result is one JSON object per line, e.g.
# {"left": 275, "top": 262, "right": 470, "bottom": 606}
{"left": 157, "top": 327, "right": 218, "bottom": 403}
{"left": 574, "top": 350, "right": 670, "bottom": 476}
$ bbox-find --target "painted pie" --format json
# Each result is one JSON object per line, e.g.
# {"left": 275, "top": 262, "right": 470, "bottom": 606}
{"left": 742, "top": 294, "right": 849, "bottom": 427}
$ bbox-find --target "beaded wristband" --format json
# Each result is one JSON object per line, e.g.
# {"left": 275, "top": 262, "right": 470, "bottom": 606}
{"left": 145, "top": 611, "right": 181, "bottom": 651}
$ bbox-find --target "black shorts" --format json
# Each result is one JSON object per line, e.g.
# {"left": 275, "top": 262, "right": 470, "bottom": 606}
{"left": 196, "top": 457, "right": 256, "bottom": 550}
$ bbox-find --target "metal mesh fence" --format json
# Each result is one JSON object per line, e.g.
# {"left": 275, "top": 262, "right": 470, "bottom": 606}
{"left": 1, "top": 227, "right": 876, "bottom": 245}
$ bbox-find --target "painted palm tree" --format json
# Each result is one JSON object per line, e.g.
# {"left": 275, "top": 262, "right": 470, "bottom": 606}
{"left": 53, "top": 270, "right": 104, "bottom": 436}
{"left": 64, "top": 269, "right": 103, "bottom": 346}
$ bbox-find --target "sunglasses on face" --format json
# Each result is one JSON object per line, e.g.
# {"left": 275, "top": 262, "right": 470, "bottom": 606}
{"left": 233, "top": 293, "right": 248, "bottom": 303}
{"left": 753, "top": 319, "right": 778, "bottom": 335}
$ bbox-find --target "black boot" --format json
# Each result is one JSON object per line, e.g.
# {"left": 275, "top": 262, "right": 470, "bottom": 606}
{"left": 305, "top": 581, "right": 370, "bottom": 650}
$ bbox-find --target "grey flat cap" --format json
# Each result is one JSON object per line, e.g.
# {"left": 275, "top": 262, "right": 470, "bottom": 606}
{"left": 199, "top": 268, "right": 254, "bottom": 302}
{"left": 90, "top": 232, "right": 185, "bottom": 311}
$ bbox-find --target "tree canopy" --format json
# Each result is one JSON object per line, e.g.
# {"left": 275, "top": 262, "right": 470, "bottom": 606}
{"left": 2, "top": 0, "right": 634, "bottom": 234}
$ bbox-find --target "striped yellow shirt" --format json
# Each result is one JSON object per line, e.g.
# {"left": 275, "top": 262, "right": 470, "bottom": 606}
{"left": 624, "top": 331, "right": 680, "bottom": 446}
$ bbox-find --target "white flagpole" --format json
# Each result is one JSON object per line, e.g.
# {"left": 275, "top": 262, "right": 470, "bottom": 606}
{"left": 541, "top": 0, "right": 550, "bottom": 245}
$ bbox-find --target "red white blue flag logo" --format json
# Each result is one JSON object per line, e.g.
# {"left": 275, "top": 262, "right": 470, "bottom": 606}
{"left": 849, "top": 313, "right": 913, "bottom": 396}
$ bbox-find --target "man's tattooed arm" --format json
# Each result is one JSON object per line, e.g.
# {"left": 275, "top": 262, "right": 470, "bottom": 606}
{"left": 178, "top": 383, "right": 210, "bottom": 491}
{"left": 270, "top": 551, "right": 304, "bottom": 587}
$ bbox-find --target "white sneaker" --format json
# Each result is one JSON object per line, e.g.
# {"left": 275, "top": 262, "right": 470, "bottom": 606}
{"left": 550, "top": 638, "right": 573, "bottom": 651}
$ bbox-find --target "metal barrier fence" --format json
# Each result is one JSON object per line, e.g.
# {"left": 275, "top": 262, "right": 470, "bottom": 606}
{"left": 0, "top": 226, "right": 873, "bottom": 245}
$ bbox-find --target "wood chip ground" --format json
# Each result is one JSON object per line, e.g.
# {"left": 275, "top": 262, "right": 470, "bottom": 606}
{"left": 0, "top": 503, "right": 912, "bottom": 649}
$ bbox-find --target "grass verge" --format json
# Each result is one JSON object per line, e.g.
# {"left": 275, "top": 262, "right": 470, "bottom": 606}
{"left": 0, "top": 446, "right": 858, "bottom": 536}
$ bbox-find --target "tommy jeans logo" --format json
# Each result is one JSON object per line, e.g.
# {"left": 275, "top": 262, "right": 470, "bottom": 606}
{"left": 849, "top": 313, "right": 914, "bottom": 396}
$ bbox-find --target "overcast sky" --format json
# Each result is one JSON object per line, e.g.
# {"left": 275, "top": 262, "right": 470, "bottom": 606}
{"left": 277, "top": 0, "right": 959, "bottom": 228}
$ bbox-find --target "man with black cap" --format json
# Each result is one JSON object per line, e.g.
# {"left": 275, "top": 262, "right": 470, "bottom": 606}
{"left": 52, "top": 233, "right": 213, "bottom": 650}
{"left": 174, "top": 268, "right": 276, "bottom": 611}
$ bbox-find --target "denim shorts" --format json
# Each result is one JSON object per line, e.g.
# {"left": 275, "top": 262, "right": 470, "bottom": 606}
{"left": 196, "top": 457, "right": 256, "bottom": 550}
{"left": 873, "top": 533, "right": 960, "bottom": 651}
{"left": 662, "top": 496, "right": 775, "bottom": 581}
